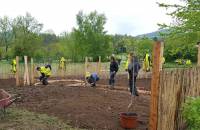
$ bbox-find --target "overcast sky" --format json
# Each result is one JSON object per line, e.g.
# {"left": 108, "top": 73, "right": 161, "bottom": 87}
{"left": 0, "top": 0, "right": 182, "bottom": 36}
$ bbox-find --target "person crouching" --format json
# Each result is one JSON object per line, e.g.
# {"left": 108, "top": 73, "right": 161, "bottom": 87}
{"left": 36, "top": 64, "right": 52, "bottom": 85}
{"left": 85, "top": 72, "right": 99, "bottom": 87}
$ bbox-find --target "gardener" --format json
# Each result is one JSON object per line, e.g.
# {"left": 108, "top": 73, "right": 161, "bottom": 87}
{"left": 85, "top": 72, "right": 99, "bottom": 87}
{"left": 36, "top": 64, "right": 52, "bottom": 85}
{"left": 109, "top": 56, "right": 119, "bottom": 89}
{"left": 59, "top": 57, "right": 66, "bottom": 70}
{"left": 143, "top": 53, "right": 151, "bottom": 72}
{"left": 125, "top": 52, "right": 141, "bottom": 96}
{"left": 11, "top": 58, "right": 16, "bottom": 74}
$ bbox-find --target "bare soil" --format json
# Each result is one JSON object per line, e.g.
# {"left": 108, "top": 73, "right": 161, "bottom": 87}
{"left": 0, "top": 75, "right": 151, "bottom": 130}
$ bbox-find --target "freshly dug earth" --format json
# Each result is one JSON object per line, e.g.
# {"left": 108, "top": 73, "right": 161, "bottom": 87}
{"left": 0, "top": 77, "right": 150, "bottom": 130}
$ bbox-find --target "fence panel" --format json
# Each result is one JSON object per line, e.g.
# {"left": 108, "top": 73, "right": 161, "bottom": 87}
{"left": 158, "top": 67, "right": 200, "bottom": 130}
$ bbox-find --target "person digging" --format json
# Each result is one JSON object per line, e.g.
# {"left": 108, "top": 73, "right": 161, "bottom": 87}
{"left": 85, "top": 72, "right": 99, "bottom": 87}
{"left": 36, "top": 64, "right": 52, "bottom": 85}
{"left": 125, "top": 52, "right": 141, "bottom": 111}
{"left": 125, "top": 52, "right": 141, "bottom": 96}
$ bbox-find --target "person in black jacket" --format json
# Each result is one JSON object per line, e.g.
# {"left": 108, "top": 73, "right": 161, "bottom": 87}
{"left": 109, "top": 56, "right": 119, "bottom": 89}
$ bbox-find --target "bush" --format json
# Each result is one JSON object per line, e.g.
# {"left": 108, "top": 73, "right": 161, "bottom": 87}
{"left": 182, "top": 97, "right": 200, "bottom": 130}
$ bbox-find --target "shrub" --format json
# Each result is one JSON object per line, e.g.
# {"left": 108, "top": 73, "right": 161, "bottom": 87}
{"left": 182, "top": 97, "right": 200, "bottom": 130}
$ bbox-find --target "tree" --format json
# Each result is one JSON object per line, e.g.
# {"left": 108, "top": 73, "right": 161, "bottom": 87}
{"left": 73, "top": 11, "right": 111, "bottom": 61}
{"left": 11, "top": 13, "right": 43, "bottom": 57}
{"left": 0, "top": 16, "right": 13, "bottom": 56}
{"left": 158, "top": 0, "right": 200, "bottom": 62}
{"left": 158, "top": 0, "right": 200, "bottom": 34}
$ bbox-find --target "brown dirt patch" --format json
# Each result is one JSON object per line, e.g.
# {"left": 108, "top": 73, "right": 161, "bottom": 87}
{"left": 0, "top": 76, "right": 150, "bottom": 130}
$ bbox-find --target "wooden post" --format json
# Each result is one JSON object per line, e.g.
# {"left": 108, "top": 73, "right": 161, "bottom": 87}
{"left": 31, "top": 58, "right": 34, "bottom": 85}
{"left": 198, "top": 44, "right": 200, "bottom": 66}
{"left": 24, "top": 56, "right": 30, "bottom": 86}
{"left": 16, "top": 56, "right": 19, "bottom": 86}
{"left": 149, "top": 41, "right": 161, "bottom": 130}
{"left": 160, "top": 41, "right": 164, "bottom": 70}
{"left": 85, "top": 57, "right": 88, "bottom": 87}
{"left": 98, "top": 56, "right": 101, "bottom": 75}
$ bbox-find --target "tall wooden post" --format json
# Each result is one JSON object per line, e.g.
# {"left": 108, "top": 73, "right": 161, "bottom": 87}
{"left": 85, "top": 57, "right": 88, "bottom": 87}
{"left": 24, "top": 56, "right": 30, "bottom": 86}
{"left": 160, "top": 41, "right": 164, "bottom": 70}
{"left": 31, "top": 58, "right": 34, "bottom": 85}
{"left": 16, "top": 56, "right": 19, "bottom": 86}
{"left": 98, "top": 56, "right": 101, "bottom": 75}
{"left": 149, "top": 41, "right": 161, "bottom": 130}
{"left": 198, "top": 44, "right": 200, "bottom": 66}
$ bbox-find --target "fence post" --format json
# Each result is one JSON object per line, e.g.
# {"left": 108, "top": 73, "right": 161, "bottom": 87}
{"left": 149, "top": 41, "right": 161, "bottom": 130}
{"left": 16, "top": 56, "right": 19, "bottom": 86}
{"left": 31, "top": 58, "right": 34, "bottom": 85}
{"left": 98, "top": 56, "right": 101, "bottom": 75}
{"left": 198, "top": 44, "right": 200, "bottom": 66}
{"left": 24, "top": 56, "right": 30, "bottom": 86}
{"left": 85, "top": 57, "right": 88, "bottom": 87}
{"left": 160, "top": 41, "right": 164, "bottom": 70}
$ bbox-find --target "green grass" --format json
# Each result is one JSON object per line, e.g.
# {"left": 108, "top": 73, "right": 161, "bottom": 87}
{"left": 163, "top": 62, "right": 196, "bottom": 69}
{"left": 0, "top": 108, "right": 83, "bottom": 130}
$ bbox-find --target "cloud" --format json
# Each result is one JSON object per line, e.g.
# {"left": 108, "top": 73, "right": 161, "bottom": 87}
{"left": 0, "top": 0, "right": 182, "bottom": 36}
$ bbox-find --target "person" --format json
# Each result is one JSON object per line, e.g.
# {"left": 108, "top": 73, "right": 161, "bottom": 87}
{"left": 109, "top": 56, "right": 119, "bottom": 89}
{"left": 143, "top": 53, "right": 151, "bottom": 72}
{"left": 11, "top": 59, "right": 16, "bottom": 74}
{"left": 85, "top": 72, "right": 99, "bottom": 87}
{"left": 186, "top": 59, "right": 192, "bottom": 66}
{"left": 59, "top": 57, "right": 66, "bottom": 70}
{"left": 162, "top": 57, "right": 165, "bottom": 64}
{"left": 125, "top": 52, "right": 141, "bottom": 96}
{"left": 36, "top": 64, "right": 52, "bottom": 85}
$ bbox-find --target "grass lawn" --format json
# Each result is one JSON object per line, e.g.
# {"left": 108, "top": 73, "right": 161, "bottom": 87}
{"left": 0, "top": 108, "right": 83, "bottom": 130}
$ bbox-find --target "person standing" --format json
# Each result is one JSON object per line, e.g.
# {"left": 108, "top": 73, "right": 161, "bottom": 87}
{"left": 11, "top": 58, "right": 16, "bottom": 74}
{"left": 59, "top": 57, "right": 66, "bottom": 70}
{"left": 143, "top": 53, "right": 151, "bottom": 72}
{"left": 109, "top": 56, "right": 119, "bottom": 89}
{"left": 125, "top": 52, "right": 141, "bottom": 96}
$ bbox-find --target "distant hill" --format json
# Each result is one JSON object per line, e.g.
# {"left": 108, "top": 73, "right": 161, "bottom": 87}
{"left": 136, "top": 29, "right": 168, "bottom": 39}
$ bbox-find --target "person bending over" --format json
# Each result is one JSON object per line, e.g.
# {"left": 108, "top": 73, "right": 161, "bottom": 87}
{"left": 36, "top": 64, "right": 52, "bottom": 85}
{"left": 85, "top": 72, "right": 99, "bottom": 87}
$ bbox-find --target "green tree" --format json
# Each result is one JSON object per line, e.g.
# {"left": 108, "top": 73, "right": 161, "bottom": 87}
{"left": 0, "top": 16, "right": 13, "bottom": 57}
{"left": 158, "top": 0, "right": 200, "bottom": 62}
{"left": 11, "top": 13, "right": 43, "bottom": 58}
{"left": 73, "top": 11, "right": 111, "bottom": 61}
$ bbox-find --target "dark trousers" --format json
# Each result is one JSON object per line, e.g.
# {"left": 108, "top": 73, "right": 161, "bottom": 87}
{"left": 109, "top": 71, "right": 116, "bottom": 86}
{"left": 87, "top": 76, "right": 99, "bottom": 87}
{"left": 39, "top": 73, "right": 49, "bottom": 85}
{"left": 128, "top": 71, "right": 138, "bottom": 95}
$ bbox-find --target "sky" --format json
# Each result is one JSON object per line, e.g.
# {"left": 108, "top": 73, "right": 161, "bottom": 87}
{"left": 0, "top": 0, "right": 183, "bottom": 36}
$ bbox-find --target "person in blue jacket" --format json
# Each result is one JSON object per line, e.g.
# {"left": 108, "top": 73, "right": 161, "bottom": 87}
{"left": 85, "top": 72, "right": 100, "bottom": 87}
